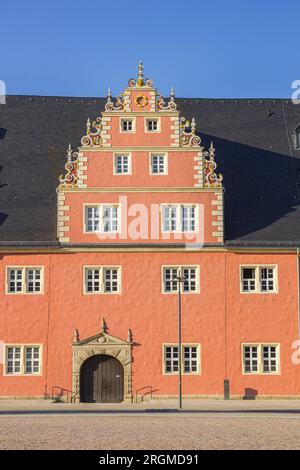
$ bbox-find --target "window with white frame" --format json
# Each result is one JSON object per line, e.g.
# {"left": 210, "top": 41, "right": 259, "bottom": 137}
{"left": 5, "top": 345, "right": 42, "bottom": 375}
{"left": 85, "top": 267, "right": 120, "bottom": 294}
{"left": 163, "top": 266, "right": 199, "bottom": 293}
{"left": 114, "top": 154, "right": 130, "bottom": 174}
{"left": 162, "top": 204, "right": 197, "bottom": 232}
{"left": 164, "top": 345, "right": 200, "bottom": 374}
{"left": 85, "top": 205, "right": 120, "bottom": 233}
{"left": 86, "top": 206, "right": 100, "bottom": 232}
{"left": 182, "top": 206, "right": 196, "bottom": 232}
{"left": 121, "top": 119, "right": 134, "bottom": 132}
{"left": 146, "top": 119, "right": 159, "bottom": 132}
{"left": 241, "top": 266, "right": 277, "bottom": 293}
{"left": 162, "top": 205, "right": 177, "bottom": 231}
{"left": 243, "top": 344, "right": 279, "bottom": 374}
{"left": 103, "top": 206, "right": 118, "bottom": 232}
{"left": 150, "top": 154, "right": 166, "bottom": 174}
{"left": 7, "top": 267, "right": 43, "bottom": 294}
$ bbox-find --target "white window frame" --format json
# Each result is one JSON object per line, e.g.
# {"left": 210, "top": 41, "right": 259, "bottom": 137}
{"left": 161, "top": 204, "right": 199, "bottom": 233}
{"left": 242, "top": 343, "right": 280, "bottom": 375}
{"left": 145, "top": 118, "right": 161, "bottom": 133}
{"left": 120, "top": 118, "right": 135, "bottom": 133}
{"left": 4, "top": 344, "right": 42, "bottom": 376}
{"left": 163, "top": 344, "right": 201, "bottom": 375}
{"left": 113, "top": 153, "right": 132, "bottom": 175}
{"left": 240, "top": 265, "right": 278, "bottom": 294}
{"left": 6, "top": 267, "right": 44, "bottom": 295}
{"left": 150, "top": 153, "right": 168, "bottom": 175}
{"left": 161, "top": 265, "right": 200, "bottom": 294}
{"left": 83, "top": 266, "right": 121, "bottom": 294}
{"left": 84, "top": 204, "right": 121, "bottom": 234}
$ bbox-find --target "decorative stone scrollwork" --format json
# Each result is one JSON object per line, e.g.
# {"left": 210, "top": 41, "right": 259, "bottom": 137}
{"left": 59, "top": 144, "right": 78, "bottom": 187}
{"left": 180, "top": 117, "right": 201, "bottom": 147}
{"left": 128, "top": 78, "right": 136, "bottom": 87}
{"left": 81, "top": 117, "right": 102, "bottom": 146}
{"left": 104, "top": 87, "right": 125, "bottom": 111}
{"left": 157, "top": 88, "right": 177, "bottom": 111}
{"left": 204, "top": 142, "right": 223, "bottom": 188}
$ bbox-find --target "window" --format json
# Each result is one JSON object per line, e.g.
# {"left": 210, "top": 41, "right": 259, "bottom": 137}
{"left": 103, "top": 268, "right": 119, "bottom": 292}
{"left": 162, "top": 204, "right": 198, "bottom": 232}
{"left": 114, "top": 154, "right": 131, "bottom": 174}
{"left": 84, "top": 267, "right": 121, "bottom": 294}
{"left": 7, "top": 267, "right": 43, "bottom": 294}
{"left": 182, "top": 206, "right": 195, "bottom": 232}
{"left": 243, "top": 344, "right": 279, "bottom": 374}
{"left": 262, "top": 345, "right": 278, "bottom": 373}
{"left": 164, "top": 345, "right": 200, "bottom": 374}
{"left": 241, "top": 266, "right": 277, "bottom": 293}
{"left": 120, "top": 119, "right": 134, "bottom": 132}
{"left": 162, "top": 205, "right": 177, "bottom": 232}
{"left": 146, "top": 119, "right": 159, "bottom": 132}
{"left": 103, "top": 206, "right": 118, "bottom": 232}
{"left": 6, "top": 347, "right": 21, "bottom": 374}
{"left": 5, "top": 345, "right": 42, "bottom": 375}
{"left": 260, "top": 268, "right": 275, "bottom": 292}
{"left": 162, "top": 266, "right": 199, "bottom": 293}
{"left": 164, "top": 346, "right": 179, "bottom": 373}
{"left": 86, "top": 206, "right": 100, "bottom": 232}
{"left": 25, "top": 347, "right": 41, "bottom": 374}
{"left": 241, "top": 268, "right": 255, "bottom": 292}
{"left": 243, "top": 345, "right": 258, "bottom": 373}
{"left": 150, "top": 154, "right": 166, "bottom": 174}
{"left": 183, "top": 346, "right": 199, "bottom": 373}
{"left": 85, "top": 205, "right": 120, "bottom": 233}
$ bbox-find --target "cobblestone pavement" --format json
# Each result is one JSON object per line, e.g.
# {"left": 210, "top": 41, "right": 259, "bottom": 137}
{"left": 0, "top": 400, "right": 299, "bottom": 450}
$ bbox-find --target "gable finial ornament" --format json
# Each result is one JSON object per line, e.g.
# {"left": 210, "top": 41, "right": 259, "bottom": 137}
{"left": 156, "top": 86, "right": 177, "bottom": 111}
{"left": 81, "top": 116, "right": 102, "bottom": 146}
{"left": 73, "top": 329, "right": 80, "bottom": 343}
{"left": 104, "top": 88, "right": 125, "bottom": 112}
{"left": 137, "top": 59, "right": 144, "bottom": 86}
{"left": 128, "top": 61, "right": 154, "bottom": 88}
{"left": 101, "top": 317, "right": 108, "bottom": 334}
{"left": 203, "top": 141, "right": 223, "bottom": 188}
{"left": 59, "top": 143, "right": 79, "bottom": 188}
{"left": 180, "top": 116, "right": 201, "bottom": 147}
{"left": 127, "top": 328, "right": 133, "bottom": 343}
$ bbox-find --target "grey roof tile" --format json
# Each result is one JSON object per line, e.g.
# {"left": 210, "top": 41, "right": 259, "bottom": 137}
{"left": 1, "top": 96, "right": 300, "bottom": 243}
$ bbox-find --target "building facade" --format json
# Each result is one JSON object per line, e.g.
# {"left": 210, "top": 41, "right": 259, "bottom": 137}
{"left": 1, "top": 63, "right": 300, "bottom": 401}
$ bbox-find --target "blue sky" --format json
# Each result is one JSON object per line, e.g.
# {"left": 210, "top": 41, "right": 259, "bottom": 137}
{"left": 1, "top": 0, "right": 299, "bottom": 98}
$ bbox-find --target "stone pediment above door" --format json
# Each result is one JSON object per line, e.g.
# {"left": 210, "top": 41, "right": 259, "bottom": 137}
{"left": 72, "top": 318, "right": 132, "bottom": 347}
{"left": 73, "top": 331, "right": 131, "bottom": 347}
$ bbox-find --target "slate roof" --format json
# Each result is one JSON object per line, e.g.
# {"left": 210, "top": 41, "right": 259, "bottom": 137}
{"left": 1, "top": 95, "right": 300, "bottom": 245}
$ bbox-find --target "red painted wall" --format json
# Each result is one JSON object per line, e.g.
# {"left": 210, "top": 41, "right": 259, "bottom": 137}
{"left": 0, "top": 251, "right": 299, "bottom": 398}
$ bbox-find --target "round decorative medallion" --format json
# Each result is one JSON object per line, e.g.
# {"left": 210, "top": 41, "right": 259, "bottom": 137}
{"left": 135, "top": 95, "right": 148, "bottom": 107}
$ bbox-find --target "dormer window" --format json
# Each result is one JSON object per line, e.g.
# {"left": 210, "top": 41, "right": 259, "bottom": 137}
{"left": 145, "top": 118, "right": 160, "bottom": 133}
{"left": 120, "top": 118, "right": 135, "bottom": 133}
{"left": 295, "top": 126, "right": 300, "bottom": 149}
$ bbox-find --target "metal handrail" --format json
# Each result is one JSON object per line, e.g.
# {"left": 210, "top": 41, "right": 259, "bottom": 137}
{"left": 51, "top": 386, "right": 73, "bottom": 403}
{"left": 135, "top": 386, "right": 153, "bottom": 403}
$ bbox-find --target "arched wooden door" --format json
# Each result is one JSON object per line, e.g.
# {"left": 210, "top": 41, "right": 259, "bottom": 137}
{"left": 80, "top": 354, "right": 124, "bottom": 403}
